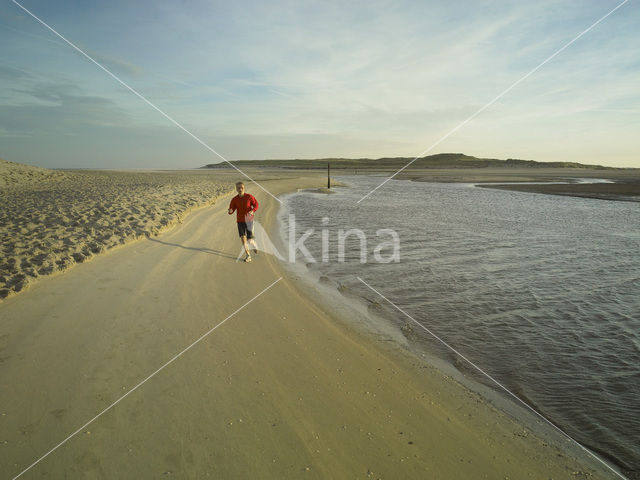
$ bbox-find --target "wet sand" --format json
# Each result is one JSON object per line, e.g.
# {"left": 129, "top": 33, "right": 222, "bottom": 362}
{"left": 476, "top": 180, "right": 640, "bottom": 202}
{"left": 222, "top": 164, "right": 640, "bottom": 202}
{"left": 231, "top": 165, "right": 639, "bottom": 184}
{"left": 390, "top": 167, "right": 639, "bottom": 184}
{"left": 345, "top": 166, "right": 640, "bottom": 201}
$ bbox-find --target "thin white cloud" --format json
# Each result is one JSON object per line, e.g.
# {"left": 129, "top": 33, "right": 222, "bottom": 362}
{"left": 84, "top": 49, "right": 144, "bottom": 78}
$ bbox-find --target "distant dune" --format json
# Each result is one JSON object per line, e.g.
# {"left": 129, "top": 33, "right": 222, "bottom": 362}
{"left": 0, "top": 158, "right": 71, "bottom": 188}
{"left": 199, "top": 153, "right": 640, "bottom": 201}
{"left": 201, "top": 153, "right": 626, "bottom": 170}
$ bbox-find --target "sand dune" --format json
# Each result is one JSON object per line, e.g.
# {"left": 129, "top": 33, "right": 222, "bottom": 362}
{"left": 0, "top": 160, "right": 232, "bottom": 300}
{"left": 0, "top": 158, "right": 71, "bottom": 189}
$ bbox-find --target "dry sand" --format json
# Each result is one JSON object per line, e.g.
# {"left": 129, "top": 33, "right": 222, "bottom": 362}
{"left": 0, "top": 169, "right": 620, "bottom": 479}
{"left": 1, "top": 159, "right": 233, "bottom": 300}
{"left": 0, "top": 159, "right": 71, "bottom": 189}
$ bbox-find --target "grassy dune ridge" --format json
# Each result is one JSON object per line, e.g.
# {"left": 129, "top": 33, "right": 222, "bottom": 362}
{"left": 202, "top": 152, "right": 624, "bottom": 170}
{"left": 202, "top": 154, "right": 640, "bottom": 200}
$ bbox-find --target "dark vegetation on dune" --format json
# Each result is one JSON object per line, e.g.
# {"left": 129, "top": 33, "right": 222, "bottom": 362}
{"left": 202, "top": 153, "right": 625, "bottom": 170}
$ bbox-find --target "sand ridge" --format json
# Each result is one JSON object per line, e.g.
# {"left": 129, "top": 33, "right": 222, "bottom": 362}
{"left": 1, "top": 161, "right": 232, "bottom": 300}
{"left": 0, "top": 158, "right": 71, "bottom": 189}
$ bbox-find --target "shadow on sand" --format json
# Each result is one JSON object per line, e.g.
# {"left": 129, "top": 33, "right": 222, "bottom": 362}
{"left": 148, "top": 238, "right": 238, "bottom": 260}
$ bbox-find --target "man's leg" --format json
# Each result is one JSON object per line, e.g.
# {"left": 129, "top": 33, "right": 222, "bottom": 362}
{"left": 248, "top": 238, "right": 258, "bottom": 254}
{"left": 238, "top": 222, "right": 252, "bottom": 262}
{"left": 246, "top": 222, "right": 258, "bottom": 254}
{"left": 241, "top": 235, "right": 251, "bottom": 257}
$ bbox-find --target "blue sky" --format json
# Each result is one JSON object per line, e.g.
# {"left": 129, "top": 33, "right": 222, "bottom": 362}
{"left": 1, "top": 0, "right": 638, "bottom": 168}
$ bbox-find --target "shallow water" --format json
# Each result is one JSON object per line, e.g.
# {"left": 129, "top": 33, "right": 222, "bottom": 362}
{"left": 278, "top": 175, "right": 640, "bottom": 476}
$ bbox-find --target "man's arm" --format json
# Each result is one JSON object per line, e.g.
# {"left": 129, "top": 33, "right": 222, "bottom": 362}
{"left": 228, "top": 198, "right": 236, "bottom": 215}
{"left": 249, "top": 195, "right": 259, "bottom": 214}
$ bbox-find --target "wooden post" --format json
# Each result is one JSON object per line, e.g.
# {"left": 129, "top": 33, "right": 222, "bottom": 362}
{"left": 327, "top": 161, "right": 331, "bottom": 189}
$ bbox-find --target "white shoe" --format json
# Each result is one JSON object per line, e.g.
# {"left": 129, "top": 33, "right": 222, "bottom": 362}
{"left": 244, "top": 255, "right": 252, "bottom": 263}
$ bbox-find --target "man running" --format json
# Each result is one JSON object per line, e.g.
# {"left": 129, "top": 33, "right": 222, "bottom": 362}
{"left": 228, "top": 181, "right": 259, "bottom": 262}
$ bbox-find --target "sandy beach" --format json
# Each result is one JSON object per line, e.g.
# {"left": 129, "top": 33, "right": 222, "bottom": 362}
{"left": 0, "top": 169, "right": 620, "bottom": 478}
{"left": 0, "top": 159, "right": 233, "bottom": 300}
{"left": 3, "top": 0, "right": 637, "bottom": 474}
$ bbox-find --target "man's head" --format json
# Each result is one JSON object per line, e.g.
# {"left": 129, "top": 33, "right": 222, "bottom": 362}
{"left": 235, "top": 181, "right": 245, "bottom": 196}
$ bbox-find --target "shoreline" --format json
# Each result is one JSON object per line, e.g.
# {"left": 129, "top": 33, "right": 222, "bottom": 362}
{"left": 0, "top": 172, "right": 623, "bottom": 478}
{"left": 475, "top": 181, "right": 640, "bottom": 203}
{"left": 271, "top": 181, "right": 627, "bottom": 479}
{"left": 255, "top": 176, "right": 623, "bottom": 478}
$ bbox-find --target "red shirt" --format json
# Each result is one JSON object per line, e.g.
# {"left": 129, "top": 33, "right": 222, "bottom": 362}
{"left": 228, "top": 193, "right": 258, "bottom": 223}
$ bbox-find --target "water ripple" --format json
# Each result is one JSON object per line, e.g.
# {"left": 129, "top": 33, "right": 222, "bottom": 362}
{"left": 281, "top": 176, "right": 640, "bottom": 474}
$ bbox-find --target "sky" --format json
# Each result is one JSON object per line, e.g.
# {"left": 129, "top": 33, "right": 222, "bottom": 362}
{"left": 0, "top": 0, "right": 638, "bottom": 169}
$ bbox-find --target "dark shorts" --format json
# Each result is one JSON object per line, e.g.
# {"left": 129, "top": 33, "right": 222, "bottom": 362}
{"left": 237, "top": 221, "right": 254, "bottom": 239}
